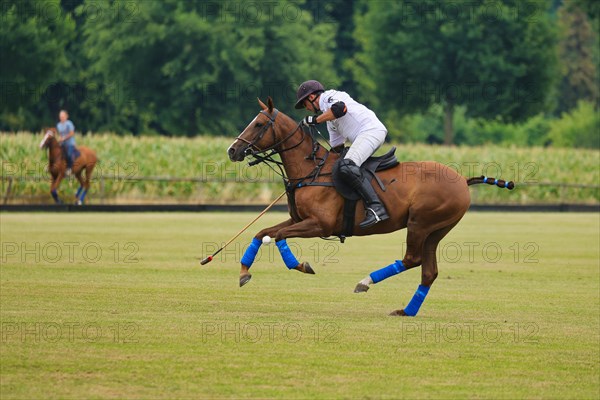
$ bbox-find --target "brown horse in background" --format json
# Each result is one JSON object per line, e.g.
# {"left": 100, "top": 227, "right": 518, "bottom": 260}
{"left": 39, "top": 128, "right": 97, "bottom": 204}
{"left": 227, "top": 97, "right": 514, "bottom": 317}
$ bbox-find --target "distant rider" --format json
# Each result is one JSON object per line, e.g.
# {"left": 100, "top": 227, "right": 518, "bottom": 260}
{"left": 295, "top": 80, "right": 389, "bottom": 228}
{"left": 56, "top": 110, "right": 76, "bottom": 174}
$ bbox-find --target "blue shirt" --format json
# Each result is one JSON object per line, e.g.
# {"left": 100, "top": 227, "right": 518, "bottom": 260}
{"left": 57, "top": 120, "right": 76, "bottom": 146}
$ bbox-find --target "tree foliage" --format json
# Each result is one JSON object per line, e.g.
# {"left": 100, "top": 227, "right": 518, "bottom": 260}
{"left": 548, "top": 100, "right": 600, "bottom": 148}
{"left": 556, "top": 2, "right": 599, "bottom": 114}
{"left": 0, "top": 0, "right": 75, "bottom": 125}
{"left": 0, "top": 0, "right": 596, "bottom": 149}
{"left": 352, "top": 0, "right": 558, "bottom": 144}
{"left": 80, "top": 0, "right": 338, "bottom": 135}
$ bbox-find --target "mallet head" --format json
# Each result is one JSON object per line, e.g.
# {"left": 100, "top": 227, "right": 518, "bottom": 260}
{"left": 200, "top": 256, "right": 213, "bottom": 265}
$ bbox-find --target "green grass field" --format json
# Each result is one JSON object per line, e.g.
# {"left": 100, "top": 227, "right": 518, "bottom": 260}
{"left": 1, "top": 212, "right": 599, "bottom": 399}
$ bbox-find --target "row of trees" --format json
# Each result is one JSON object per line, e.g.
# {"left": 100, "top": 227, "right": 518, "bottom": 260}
{"left": 1, "top": 0, "right": 598, "bottom": 147}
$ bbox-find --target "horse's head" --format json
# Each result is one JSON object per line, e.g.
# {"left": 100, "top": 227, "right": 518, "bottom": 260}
{"left": 39, "top": 128, "right": 57, "bottom": 149}
{"left": 228, "top": 97, "right": 283, "bottom": 162}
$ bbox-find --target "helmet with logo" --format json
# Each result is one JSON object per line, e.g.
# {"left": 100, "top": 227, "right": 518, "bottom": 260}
{"left": 294, "top": 80, "right": 325, "bottom": 109}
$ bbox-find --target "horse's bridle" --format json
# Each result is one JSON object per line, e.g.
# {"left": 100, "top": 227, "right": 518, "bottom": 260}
{"left": 235, "top": 109, "right": 306, "bottom": 164}
{"left": 39, "top": 129, "right": 54, "bottom": 149}
{"left": 233, "top": 108, "right": 331, "bottom": 187}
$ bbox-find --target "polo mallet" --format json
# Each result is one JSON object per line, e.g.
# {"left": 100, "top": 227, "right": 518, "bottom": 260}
{"left": 199, "top": 191, "right": 287, "bottom": 265}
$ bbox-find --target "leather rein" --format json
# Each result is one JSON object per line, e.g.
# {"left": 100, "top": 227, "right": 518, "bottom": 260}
{"left": 234, "top": 109, "right": 332, "bottom": 188}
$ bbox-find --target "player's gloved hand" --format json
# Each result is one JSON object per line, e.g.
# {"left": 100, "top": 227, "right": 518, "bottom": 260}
{"left": 302, "top": 115, "right": 318, "bottom": 125}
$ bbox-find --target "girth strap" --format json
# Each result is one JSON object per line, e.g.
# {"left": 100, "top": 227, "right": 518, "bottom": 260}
{"left": 342, "top": 199, "right": 357, "bottom": 240}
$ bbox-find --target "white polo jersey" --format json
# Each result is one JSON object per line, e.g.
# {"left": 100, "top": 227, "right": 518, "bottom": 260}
{"left": 318, "top": 90, "right": 387, "bottom": 148}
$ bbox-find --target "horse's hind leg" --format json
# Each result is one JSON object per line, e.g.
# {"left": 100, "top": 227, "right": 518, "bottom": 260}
{"left": 79, "top": 162, "right": 96, "bottom": 204}
{"left": 389, "top": 222, "right": 458, "bottom": 317}
{"left": 74, "top": 170, "right": 85, "bottom": 204}
{"left": 354, "top": 225, "right": 427, "bottom": 293}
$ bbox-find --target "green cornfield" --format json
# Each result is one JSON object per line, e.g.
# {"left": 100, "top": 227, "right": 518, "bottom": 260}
{"left": 1, "top": 132, "right": 599, "bottom": 204}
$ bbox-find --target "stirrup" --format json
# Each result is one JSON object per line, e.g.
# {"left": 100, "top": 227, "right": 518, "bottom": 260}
{"left": 366, "top": 208, "right": 383, "bottom": 223}
{"left": 360, "top": 207, "right": 388, "bottom": 229}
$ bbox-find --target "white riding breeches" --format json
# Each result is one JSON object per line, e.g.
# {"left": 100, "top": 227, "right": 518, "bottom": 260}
{"left": 344, "top": 128, "right": 387, "bottom": 167}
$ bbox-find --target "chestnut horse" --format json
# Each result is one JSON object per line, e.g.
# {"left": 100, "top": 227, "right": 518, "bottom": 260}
{"left": 227, "top": 98, "right": 514, "bottom": 317}
{"left": 39, "top": 128, "right": 97, "bottom": 204}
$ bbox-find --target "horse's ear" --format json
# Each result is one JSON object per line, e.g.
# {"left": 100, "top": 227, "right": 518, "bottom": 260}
{"left": 257, "top": 98, "right": 268, "bottom": 111}
{"left": 267, "top": 96, "right": 274, "bottom": 113}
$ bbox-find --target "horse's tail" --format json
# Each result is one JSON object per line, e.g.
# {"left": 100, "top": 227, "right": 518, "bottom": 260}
{"left": 467, "top": 176, "right": 515, "bottom": 190}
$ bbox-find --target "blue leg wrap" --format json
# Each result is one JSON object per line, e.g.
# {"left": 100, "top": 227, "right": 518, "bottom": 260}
{"left": 276, "top": 239, "right": 299, "bottom": 270}
{"left": 370, "top": 260, "right": 406, "bottom": 284}
{"left": 79, "top": 189, "right": 88, "bottom": 203}
{"left": 403, "top": 285, "right": 431, "bottom": 317}
{"left": 240, "top": 238, "right": 262, "bottom": 268}
{"left": 51, "top": 190, "right": 59, "bottom": 203}
{"left": 76, "top": 187, "right": 83, "bottom": 198}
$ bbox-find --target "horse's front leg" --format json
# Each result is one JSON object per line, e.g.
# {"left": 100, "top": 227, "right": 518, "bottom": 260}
{"left": 50, "top": 174, "right": 64, "bottom": 204}
{"left": 238, "top": 218, "right": 294, "bottom": 287}
{"left": 272, "top": 217, "right": 329, "bottom": 275}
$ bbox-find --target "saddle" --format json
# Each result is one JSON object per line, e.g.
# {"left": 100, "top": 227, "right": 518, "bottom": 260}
{"left": 61, "top": 144, "right": 81, "bottom": 164}
{"left": 332, "top": 147, "right": 399, "bottom": 238}
{"left": 285, "top": 146, "right": 399, "bottom": 241}
{"left": 332, "top": 147, "right": 399, "bottom": 200}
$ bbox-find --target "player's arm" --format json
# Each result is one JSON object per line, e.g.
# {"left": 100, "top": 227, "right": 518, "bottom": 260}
{"left": 304, "top": 101, "right": 347, "bottom": 125}
{"left": 64, "top": 130, "right": 75, "bottom": 140}
{"left": 66, "top": 122, "right": 75, "bottom": 139}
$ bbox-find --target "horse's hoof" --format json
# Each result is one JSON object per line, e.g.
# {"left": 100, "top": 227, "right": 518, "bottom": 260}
{"left": 354, "top": 283, "right": 370, "bottom": 293}
{"left": 295, "top": 262, "right": 315, "bottom": 274}
{"left": 389, "top": 309, "right": 409, "bottom": 317}
{"left": 302, "top": 262, "right": 315, "bottom": 274}
{"left": 239, "top": 274, "right": 252, "bottom": 287}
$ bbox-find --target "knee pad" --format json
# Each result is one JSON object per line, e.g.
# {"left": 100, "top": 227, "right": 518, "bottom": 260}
{"left": 338, "top": 159, "right": 361, "bottom": 179}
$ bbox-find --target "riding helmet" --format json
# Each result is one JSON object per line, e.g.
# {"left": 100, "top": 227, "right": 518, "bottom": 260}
{"left": 295, "top": 80, "right": 325, "bottom": 109}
